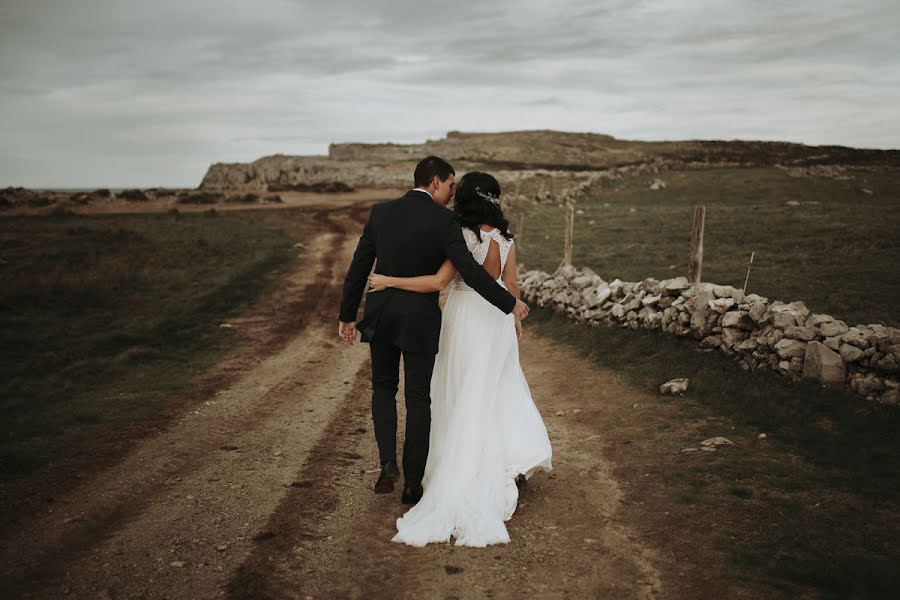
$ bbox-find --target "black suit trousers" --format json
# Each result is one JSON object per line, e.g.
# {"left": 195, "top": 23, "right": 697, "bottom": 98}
{"left": 369, "top": 338, "right": 436, "bottom": 485}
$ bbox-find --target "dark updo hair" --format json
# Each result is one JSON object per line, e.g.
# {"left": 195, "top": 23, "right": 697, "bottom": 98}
{"left": 453, "top": 171, "right": 513, "bottom": 242}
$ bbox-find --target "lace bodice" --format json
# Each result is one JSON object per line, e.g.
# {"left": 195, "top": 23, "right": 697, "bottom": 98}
{"left": 452, "top": 227, "right": 514, "bottom": 291}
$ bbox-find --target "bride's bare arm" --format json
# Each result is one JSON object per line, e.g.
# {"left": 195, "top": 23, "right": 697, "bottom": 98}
{"left": 501, "top": 244, "right": 520, "bottom": 299}
{"left": 368, "top": 259, "right": 456, "bottom": 293}
{"left": 502, "top": 244, "right": 523, "bottom": 338}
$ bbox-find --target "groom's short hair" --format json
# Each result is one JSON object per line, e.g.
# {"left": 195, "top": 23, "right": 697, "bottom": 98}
{"left": 414, "top": 156, "right": 455, "bottom": 187}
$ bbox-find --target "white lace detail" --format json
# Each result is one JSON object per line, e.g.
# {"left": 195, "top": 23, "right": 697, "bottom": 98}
{"left": 452, "top": 227, "right": 513, "bottom": 292}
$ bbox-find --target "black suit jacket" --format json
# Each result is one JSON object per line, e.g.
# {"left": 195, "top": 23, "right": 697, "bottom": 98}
{"left": 339, "top": 189, "right": 516, "bottom": 354}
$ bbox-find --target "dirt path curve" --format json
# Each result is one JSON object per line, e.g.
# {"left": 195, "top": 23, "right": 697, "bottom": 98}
{"left": 1, "top": 204, "right": 371, "bottom": 598}
{"left": 226, "top": 331, "right": 664, "bottom": 600}
{"left": 3, "top": 202, "right": 670, "bottom": 599}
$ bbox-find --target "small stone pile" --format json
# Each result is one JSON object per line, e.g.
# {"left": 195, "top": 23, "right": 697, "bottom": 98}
{"left": 519, "top": 265, "right": 900, "bottom": 405}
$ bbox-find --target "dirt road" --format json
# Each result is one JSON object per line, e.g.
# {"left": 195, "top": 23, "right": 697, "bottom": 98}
{"left": 2, "top": 197, "right": 708, "bottom": 599}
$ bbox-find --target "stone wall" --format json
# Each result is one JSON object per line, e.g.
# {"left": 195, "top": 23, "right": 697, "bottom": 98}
{"left": 520, "top": 266, "right": 899, "bottom": 405}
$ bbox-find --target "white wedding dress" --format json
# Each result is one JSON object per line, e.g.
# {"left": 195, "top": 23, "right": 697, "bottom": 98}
{"left": 392, "top": 226, "right": 553, "bottom": 547}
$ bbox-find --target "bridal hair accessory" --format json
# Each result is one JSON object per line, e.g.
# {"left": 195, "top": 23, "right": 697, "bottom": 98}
{"left": 474, "top": 186, "right": 500, "bottom": 206}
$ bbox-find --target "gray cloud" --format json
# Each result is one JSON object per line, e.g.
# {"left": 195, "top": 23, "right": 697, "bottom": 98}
{"left": 0, "top": 0, "right": 897, "bottom": 187}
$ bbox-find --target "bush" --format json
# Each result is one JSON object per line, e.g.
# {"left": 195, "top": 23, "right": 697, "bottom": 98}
{"left": 119, "top": 189, "right": 149, "bottom": 202}
{"left": 70, "top": 192, "right": 94, "bottom": 205}
{"left": 177, "top": 193, "right": 222, "bottom": 204}
{"left": 225, "top": 193, "right": 259, "bottom": 204}
{"left": 1, "top": 187, "right": 50, "bottom": 208}
{"left": 145, "top": 187, "right": 171, "bottom": 198}
{"left": 267, "top": 181, "right": 354, "bottom": 193}
{"left": 49, "top": 205, "right": 75, "bottom": 217}
{"left": 26, "top": 196, "right": 53, "bottom": 207}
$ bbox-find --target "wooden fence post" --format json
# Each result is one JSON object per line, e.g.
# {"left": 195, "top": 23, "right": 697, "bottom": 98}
{"left": 743, "top": 251, "right": 755, "bottom": 292}
{"left": 561, "top": 202, "right": 575, "bottom": 267}
{"left": 516, "top": 213, "right": 525, "bottom": 251}
{"left": 689, "top": 205, "right": 706, "bottom": 284}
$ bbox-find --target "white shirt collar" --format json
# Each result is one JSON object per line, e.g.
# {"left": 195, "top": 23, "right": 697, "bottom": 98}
{"left": 412, "top": 187, "right": 433, "bottom": 200}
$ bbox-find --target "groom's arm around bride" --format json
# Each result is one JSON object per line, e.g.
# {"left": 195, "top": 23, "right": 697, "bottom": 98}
{"left": 337, "top": 156, "right": 529, "bottom": 347}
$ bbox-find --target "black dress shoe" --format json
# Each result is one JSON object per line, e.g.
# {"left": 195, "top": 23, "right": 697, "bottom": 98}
{"left": 401, "top": 482, "right": 423, "bottom": 505}
{"left": 374, "top": 460, "right": 399, "bottom": 494}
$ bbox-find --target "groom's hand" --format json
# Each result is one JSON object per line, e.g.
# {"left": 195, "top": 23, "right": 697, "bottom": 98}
{"left": 512, "top": 299, "right": 530, "bottom": 320}
{"left": 338, "top": 321, "right": 357, "bottom": 344}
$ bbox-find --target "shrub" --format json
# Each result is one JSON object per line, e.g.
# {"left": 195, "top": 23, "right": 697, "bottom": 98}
{"left": 225, "top": 193, "right": 259, "bottom": 204}
{"left": 177, "top": 193, "right": 221, "bottom": 204}
{"left": 267, "top": 181, "right": 354, "bottom": 193}
{"left": 49, "top": 205, "right": 75, "bottom": 217}
{"left": 119, "top": 189, "right": 149, "bottom": 202}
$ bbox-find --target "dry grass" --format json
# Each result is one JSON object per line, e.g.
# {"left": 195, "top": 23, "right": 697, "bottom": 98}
{"left": 512, "top": 167, "right": 900, "bottom": 327}
{"left": 529, "top": 308, "right": 900, "bottom": 598}
{"left": 0, "top": 210, "right": 298, "bottom": 478}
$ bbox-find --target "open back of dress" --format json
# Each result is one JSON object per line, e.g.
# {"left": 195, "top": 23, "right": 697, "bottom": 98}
{"left": 451, "top": 227, "right": 513, "bottom": 292}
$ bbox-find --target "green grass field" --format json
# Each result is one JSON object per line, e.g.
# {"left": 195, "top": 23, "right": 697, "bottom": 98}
{"left": 0, "top": 209, "right": 298, "bottom": 479}
{"left": 1, "top": 170, "right": 896, "bottom": 595}
{"left": 516, "top": 166, "right": 900, "bottom": 595}
{"left": 512, "top": 167, "right": 900, "bottom": 327}
{"left": 530, "top": 308, "right": 900, "bottom": 598}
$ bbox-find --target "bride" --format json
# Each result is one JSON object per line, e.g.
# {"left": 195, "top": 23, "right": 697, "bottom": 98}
{"left": 367, "top": 171, "right": 553, "bottom": 547}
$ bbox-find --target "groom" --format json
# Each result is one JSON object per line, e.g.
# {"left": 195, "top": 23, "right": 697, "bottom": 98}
{"left": 338, "top": 156, "right": 530, "bottom": 504}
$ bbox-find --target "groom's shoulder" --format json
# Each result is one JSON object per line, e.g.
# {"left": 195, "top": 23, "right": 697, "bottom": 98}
{"left": 367, "top": 196, "right": 403, "bottom": 217}
{"left": 421, "top": 204, "right": 460, "bottom": 232}
{"left": 374, "top": 192, "right": 417, "bottom": 211}
{"left": 429, "top": 203, "right": 458, "bottom": 221}
{"left": 442, "top": 208, "right": 465, "bottom": 230}
{"left": 371, "top": 193, "right": 458, "bottom": 227}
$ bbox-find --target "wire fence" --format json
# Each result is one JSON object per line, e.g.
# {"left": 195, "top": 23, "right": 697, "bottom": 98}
{"left": 504, "top": 198, "right": 898, "bottom": 326}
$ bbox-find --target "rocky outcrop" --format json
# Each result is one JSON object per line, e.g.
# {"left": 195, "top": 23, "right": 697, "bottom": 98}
{"left": 199, "top": 156, "right": 411, "bottom": 191}
{"left": 520, "top": 266, "right": 899, "bottom": 405}
{"left": 198, "top": 130, "right": 900, "bottom": 194}
{"left": 328, "top": 130, "right": 635, "bottom": 169}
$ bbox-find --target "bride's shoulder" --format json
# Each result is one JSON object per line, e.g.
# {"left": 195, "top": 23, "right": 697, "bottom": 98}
{"left": 481, "top": 226, "right": 512, "bottom": 245}
{"left": 461, "top": 226, "right": 479, "bottom": 241}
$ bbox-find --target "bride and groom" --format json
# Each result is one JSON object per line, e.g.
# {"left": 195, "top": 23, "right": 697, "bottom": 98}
{"left": 338, "top": 156, "right": 552, "bottom": 547}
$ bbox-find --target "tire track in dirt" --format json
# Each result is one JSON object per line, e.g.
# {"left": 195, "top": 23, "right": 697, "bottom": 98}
{"left": 4, "top": 199, "right": 673, "bottom": 599}
{"left": 0, "top": 203, "right": 370, "bottom": 540}
{"left": 223, "top": 359, "right": 418, "bottom": 600}
{"left": 1, "top": 205, "right": 374, "bottom": 599}
{"left": 223, "top": 331, "right": 665, "bottom": 599}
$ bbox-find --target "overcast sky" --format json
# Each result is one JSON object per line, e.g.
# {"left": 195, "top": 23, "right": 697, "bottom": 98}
{"left": 1, "top": 0, "right": 897, "bottom": 188}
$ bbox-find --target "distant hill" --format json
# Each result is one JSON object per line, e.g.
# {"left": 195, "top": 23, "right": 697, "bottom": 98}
{"left": 199, "top": 130, "right": 900, "bottom": 196}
